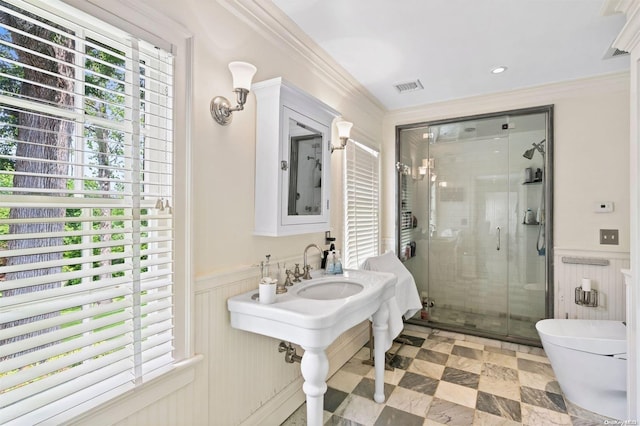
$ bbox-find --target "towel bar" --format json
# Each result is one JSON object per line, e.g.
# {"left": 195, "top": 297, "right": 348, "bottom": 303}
{"left": 561, "top": 256, "right": 609, "bottom": 266}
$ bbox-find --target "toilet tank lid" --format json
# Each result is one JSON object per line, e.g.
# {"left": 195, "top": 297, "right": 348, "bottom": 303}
{"left": 536, "top": 319, "right": 627, "bottom": 355}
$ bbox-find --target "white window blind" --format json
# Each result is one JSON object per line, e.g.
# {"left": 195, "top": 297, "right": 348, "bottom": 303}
{"left": 343, "top": 140, "right": 380, "bottom": 269}
{"left": 0, "top": 0, "right": 174, "bottom": 424}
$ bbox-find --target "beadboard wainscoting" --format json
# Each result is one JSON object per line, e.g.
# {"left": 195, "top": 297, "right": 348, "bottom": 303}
{"left": 554, "top": 249, "right": 630, "bottom": 321}
{"left": 73, "top": 259, "right": 369, "bottom": 426}
{"left": 194, "top": 262, "right": 369, "bottom": 425}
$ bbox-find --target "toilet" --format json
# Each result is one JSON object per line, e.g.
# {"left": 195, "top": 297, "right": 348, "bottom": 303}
{"left": 535, "top": 319, "right": 627, "bottom": 420}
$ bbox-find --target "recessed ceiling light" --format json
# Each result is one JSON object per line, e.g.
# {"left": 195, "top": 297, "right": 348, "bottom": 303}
{"left": 491, "top": 66, "right": 507, "bottom": 74}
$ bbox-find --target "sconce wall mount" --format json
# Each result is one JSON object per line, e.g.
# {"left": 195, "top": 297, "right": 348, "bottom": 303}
{"left": 211, "top": 61, "right": 257, "bottom": 126}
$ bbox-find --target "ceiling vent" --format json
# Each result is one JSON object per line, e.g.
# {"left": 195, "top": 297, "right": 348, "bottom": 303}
{"left": 394, "top": 79, "right": 424, "bottom": 93}
{"left": 603, "top": 43, "right": 629, "bottom": 59}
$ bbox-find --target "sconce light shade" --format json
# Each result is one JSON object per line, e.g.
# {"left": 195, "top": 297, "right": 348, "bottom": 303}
{"left": 228, "top": 61, "right": 257, "bottom": 90}
{"left": 211, "top": 61, "right": 257, "bottom": 126}
{"left": 332, "top": 120, "right": 353, "bottom": 153}
{"left": 336, "top": 120, "right": 353, "bottom": 140}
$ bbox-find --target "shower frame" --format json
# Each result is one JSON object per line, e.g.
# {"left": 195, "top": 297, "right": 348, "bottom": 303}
{"left": 395, "top": 105, "right": 554, "bottom": 346}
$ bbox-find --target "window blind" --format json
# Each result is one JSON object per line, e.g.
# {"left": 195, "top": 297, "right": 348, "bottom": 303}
{"left": 0, "top": 0, "right": 174, "bottom": 424}
{"left": 343, "top": 140, "right": 380, "bottom": 269}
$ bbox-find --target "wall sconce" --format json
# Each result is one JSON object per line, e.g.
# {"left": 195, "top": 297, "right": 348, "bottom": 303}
{"left": 210, "top": 61, "right": 257, "bottom": 126}
{"left": 396, "top": 162, "right": 411, "bottom": 175}
{"left": 413, "top": 158, "right": 432, "bottom": 181}
{"left": 331, "top": 120, "right": 353, "bottom": 153}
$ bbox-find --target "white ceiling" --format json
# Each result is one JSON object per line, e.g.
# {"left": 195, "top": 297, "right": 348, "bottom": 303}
{"left": 271, "top": 0, "right": 629, "bottom": 111}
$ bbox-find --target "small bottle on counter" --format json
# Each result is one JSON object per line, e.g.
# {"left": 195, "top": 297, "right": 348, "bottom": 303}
{"left": 326, "top": 251, "right": 336, "bottom": 274}
{"left": 333, "top": 251, "right": 343, "bottom": 274}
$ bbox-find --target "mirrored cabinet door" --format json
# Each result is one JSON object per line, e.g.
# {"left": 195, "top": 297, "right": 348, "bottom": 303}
{"left": 281, "top": 107, "right": 330, "bottom": 226}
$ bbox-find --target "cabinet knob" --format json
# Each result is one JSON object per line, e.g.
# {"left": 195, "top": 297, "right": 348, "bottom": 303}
{"left": 281, "top": 160, "right": 288, "bottom": 171}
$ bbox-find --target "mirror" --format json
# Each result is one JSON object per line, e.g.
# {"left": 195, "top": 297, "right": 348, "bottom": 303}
{"left": 287, "top": 118, "right": 323, "bottom": 216}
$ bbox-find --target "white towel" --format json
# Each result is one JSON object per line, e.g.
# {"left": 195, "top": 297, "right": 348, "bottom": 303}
{"left": 363, "top": 251, "right": 423, "bottom": 350}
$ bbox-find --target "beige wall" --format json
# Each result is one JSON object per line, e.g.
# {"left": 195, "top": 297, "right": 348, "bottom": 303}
{"left": 153, "top": 0, "right": 385, "bottom": 277}
{"left": 554, "top": 85, "right": 630, "bottom": 252}
{"left": 382, "top": 73, "right": 630, "bottom": 255}
{"left": 147, "top": 0, "right": 631, "bottom": 283}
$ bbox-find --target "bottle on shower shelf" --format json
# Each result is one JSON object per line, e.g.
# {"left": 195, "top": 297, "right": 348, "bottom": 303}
{"left": 534, "top": 168, "right": 543, "bottom": 182}
{"left": 524, "top": 209, "right": 536, "bottom": 224}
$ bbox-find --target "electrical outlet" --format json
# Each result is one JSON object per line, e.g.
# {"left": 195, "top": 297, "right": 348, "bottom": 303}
{"left": 600, "top": 229, "right": 619, "bottom": 245}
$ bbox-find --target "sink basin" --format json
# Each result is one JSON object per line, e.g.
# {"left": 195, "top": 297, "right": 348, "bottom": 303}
{"left": 296, "top": 281, "right": 364, "bottom": 300}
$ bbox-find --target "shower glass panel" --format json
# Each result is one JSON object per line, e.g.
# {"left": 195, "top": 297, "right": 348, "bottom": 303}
{"left": 397, "top": 107, "right": 552, "bottom": 344}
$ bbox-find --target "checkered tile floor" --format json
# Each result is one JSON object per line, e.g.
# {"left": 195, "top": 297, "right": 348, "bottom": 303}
{"left": 281, "top": 324, "right": 616, "bottom": 426}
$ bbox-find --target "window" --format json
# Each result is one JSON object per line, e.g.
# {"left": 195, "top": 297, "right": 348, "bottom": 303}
{"left": 343, "top": 140, "right": 380, "bottom": 269}
{"left": 0, "top": 0, "right": 175, "bottom": 423}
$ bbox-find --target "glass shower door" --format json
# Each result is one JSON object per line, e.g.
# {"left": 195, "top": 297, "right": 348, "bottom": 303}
{"left": 398, "top": 107, "right": 551, "bottom": 343}
{"left": 506, "top": 112, "right": 548, "bottom": 339}
{"left": 426, "top": 116, "right": 511, "bottom": 335}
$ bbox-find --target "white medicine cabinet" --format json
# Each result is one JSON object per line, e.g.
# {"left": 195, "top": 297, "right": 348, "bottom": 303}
{"left": 252, "top": 78, "right": 340, "bottom": 236}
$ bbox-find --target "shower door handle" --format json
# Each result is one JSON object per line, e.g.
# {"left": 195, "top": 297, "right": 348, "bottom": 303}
{"left": 496, "top": 227, "right": 501, "bottom": 251}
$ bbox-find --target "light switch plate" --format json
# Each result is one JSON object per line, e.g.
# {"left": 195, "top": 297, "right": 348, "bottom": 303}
{"left": 594, "top": 202, "right": 614, "bottom": 213}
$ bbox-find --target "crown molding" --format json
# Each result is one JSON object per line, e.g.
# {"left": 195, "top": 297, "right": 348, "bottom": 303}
{"left": 385, "top": 72, "right": 630, "bottom": 125}
{"left": 602, "top": 0, "right": 629, "bottom": 16}
{"left": 216, "top": 0, "right": 386, "bottom": 115}
{"left": 611, "top": 0, "right": 640, "bottom": 52}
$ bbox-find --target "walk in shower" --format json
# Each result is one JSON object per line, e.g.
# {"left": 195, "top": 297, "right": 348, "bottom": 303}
{"left": 396, "top": 106, "right": 553, "bottom": 344}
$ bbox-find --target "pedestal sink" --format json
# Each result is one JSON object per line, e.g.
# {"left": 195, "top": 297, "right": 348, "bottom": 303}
{"left": 227, "top": 270, "right": 397, "bottom": 426}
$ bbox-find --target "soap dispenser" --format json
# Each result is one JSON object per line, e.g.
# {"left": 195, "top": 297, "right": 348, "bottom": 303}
{"left": 333, "top": 250, "right": 343, "bottom": 274}
{"left": 321, "top": 243, "right": 335, "bottom": 270}
{"left": 326, "top": 250, "right": 336, "bottom": 274}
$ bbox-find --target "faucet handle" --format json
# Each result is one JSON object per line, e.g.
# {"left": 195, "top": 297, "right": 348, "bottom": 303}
{"left": 284, "top": 269, "right": 293, "bottom": 286}
{"left": 302, "top": 264, "right": 313, "bottom": 280}
{"left": 293, "top": 264, "right": 302, "bottom": 283}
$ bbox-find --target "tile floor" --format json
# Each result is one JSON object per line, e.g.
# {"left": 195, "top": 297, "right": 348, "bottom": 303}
{"left": 281, "top": 324, "right": 616, "bottom": 426}
{"left": 422, "top": 305, "right": 541, "bottom": 342}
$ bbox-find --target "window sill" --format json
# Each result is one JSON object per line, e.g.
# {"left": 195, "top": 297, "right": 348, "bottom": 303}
{"left": 65, "top": 354, "right": 204, "bottom": 426}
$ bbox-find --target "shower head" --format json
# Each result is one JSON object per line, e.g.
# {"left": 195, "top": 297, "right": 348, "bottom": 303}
{"left": 523, "top": 139, "right": 546, "bottom": 160}
{"left": 522, "top": 147, "right": 536, "bottom": 160}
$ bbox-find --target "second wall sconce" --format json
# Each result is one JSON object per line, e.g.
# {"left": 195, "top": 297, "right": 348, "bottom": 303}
{"left": 331, "top": 120, "right": 353, "bottom": 153}
{"left": 211, "top": 61, "right": 257, "bottom": 126}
